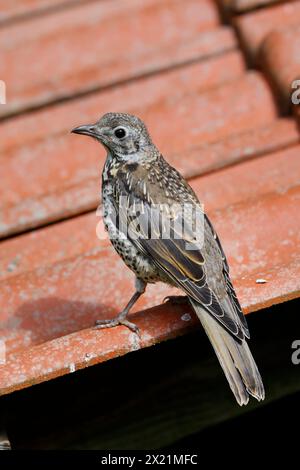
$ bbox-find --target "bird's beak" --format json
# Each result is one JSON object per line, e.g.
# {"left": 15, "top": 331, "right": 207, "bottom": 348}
{"left": 71, "top": 124, "right": 98, "bottom": 138}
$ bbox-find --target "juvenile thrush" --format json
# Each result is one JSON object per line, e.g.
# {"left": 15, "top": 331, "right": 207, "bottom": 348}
{"left": 72, "top": 112, "right": 265, "bottom": 406}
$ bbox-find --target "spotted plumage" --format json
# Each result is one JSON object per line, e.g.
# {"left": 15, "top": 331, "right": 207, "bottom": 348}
{"left": 72, "top": 112, "right": 264, "bottom": 406}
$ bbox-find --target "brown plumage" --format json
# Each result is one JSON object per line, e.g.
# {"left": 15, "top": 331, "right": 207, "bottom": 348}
{"left": 72, "top": 112, "right": 265, "bottom": 406}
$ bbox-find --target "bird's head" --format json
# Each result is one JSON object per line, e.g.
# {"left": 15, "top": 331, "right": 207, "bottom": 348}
{"left": 71, "top": 112, "right": 153, "bottom": 159}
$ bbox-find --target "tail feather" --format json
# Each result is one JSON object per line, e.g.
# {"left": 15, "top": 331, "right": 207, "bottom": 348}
{"left": 190, "top": 299, "right": 265, "bottom": 406}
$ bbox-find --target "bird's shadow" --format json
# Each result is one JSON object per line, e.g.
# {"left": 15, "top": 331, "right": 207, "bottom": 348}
{"left": 2, "top": 296, "right": 120, "bottom": 355}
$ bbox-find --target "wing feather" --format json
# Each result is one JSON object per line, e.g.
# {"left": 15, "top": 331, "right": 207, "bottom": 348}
{"left": 116, "top": 181, "right": 249, "bottom": 340}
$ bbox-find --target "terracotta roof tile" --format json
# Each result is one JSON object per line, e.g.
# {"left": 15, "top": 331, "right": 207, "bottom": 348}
{"left": 295, "top": 104, "right": 300, "bottom": 123}
{"left": 0, "top": 0, "right": 76, "bottom": 24}
{"left": 219, "top": 0, "right": 281, "bottom": 13}
{"left": 0, "top": 50, "right": 246, "bottom": 155}
{"left": 0, "top": 0, "right": 223, "bottom": 118}
{"left": 0, "top": 301, "right": 197, "bottom": 396}
{"left": 260, "top": 24, "right": 300, "bottom": 111}
{"left": 1, "top": 0, "right": 300, "bottom": 396}
{"left": 234, "top": 1, "right": 300, "bottom": 61}
{"left": 169, "top": 118, "right": 299, "bottom": 178}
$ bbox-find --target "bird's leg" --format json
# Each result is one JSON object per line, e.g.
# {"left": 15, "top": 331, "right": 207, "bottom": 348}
{"left": 95, "top": 278, "right": 146, "bottom": 336}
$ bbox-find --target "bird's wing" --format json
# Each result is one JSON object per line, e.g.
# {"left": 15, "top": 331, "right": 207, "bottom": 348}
{"left": 203, "top": 215, "right": 249, "bottom": 339}
{"left": 116, "top": 188, "right": 249, "bottom": 340}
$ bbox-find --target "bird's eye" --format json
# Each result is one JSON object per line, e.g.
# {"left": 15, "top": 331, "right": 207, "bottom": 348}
{"left": 114, "top": 127, "right": 127, "bottom": 139}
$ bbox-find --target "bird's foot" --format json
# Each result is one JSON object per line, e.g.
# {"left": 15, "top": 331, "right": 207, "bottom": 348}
{"left": 163, "top": 295, "right": 189, "bottom": 305}
{"left": 95, "top": 313, "right": 140, "bottom": 337}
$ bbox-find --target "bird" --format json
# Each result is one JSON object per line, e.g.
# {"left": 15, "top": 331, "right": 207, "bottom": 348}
{"left": 72, "top": 112, "right": 265, "bottom": 406}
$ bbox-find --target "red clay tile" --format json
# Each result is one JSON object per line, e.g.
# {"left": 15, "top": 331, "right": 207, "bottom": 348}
{"left": 294, "top": 105, "right": 300, "bottom": 124}
{"left": 0, "top": 0, "right": 75, "bottom": 24}
{"left": 260, "top": 24, "right": 300, "bottom": 111}
{"left": 234, "top": 1, "right": 300, "bottom": 61}
{"left": 0, "top": 0, "right": 224, "bottom": 118}
{"left": 1, "top": 0, "right": 216, "bottom": 48}
{"left": 139, "top": 72, "right": 277, "bottom": 155}
{"left": 168, "top": 118, "right": 299, "bottom": 178}
{"left": 0, "top": 50, "right": 246, "bottom": 155}
{"left": 217, "top": 185, "right": 300, "bottom": 313}
{"left": 192, "top": 144, "right": 300, "bottom": 212}
{"left": 219, "top": 0, "right": 280, "bottom": 13}
{"left": 0, "top": 212, "right": 103, "bottom": 281}
{"left": 0, "top": 145, "right": 300, "bottom": 394}
{"left": 0, "top": 302, "right": 197, "bottom": 396}
{"left": 0, "top": 72, "right": 278, "bottom": 238}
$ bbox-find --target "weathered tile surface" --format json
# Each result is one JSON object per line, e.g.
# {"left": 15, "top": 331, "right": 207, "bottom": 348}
{"left": 1, "top": 0, "right": 300, "bottom": 395}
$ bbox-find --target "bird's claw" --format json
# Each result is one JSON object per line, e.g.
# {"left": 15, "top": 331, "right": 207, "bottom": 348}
{"left": 95, "top": 316, "right": 141, "bottom": 337}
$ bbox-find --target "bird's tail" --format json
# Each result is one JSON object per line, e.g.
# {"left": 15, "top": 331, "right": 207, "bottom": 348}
{"left": 190, "top": 299, "right": 265, "bottom": 406}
